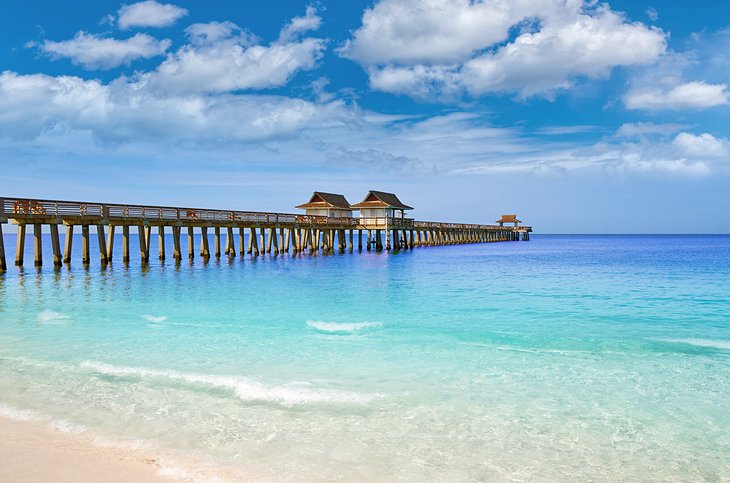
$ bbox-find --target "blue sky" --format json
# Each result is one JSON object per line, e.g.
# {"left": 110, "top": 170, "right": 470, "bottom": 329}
{"left": 1, "top": 0, "right": 728, "bottom": 233}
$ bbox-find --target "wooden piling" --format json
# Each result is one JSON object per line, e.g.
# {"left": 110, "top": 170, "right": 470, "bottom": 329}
{"left": 123, "top": 226, "right": 130, "bottom": 262}
{"left": 226, "top": 227, "right": 234, "bottom": 255}
{"left": 187, "top": 226, "right": 194, "bottom": 259}
{"left": 214, "top": 227, "right": 221, "bottom": 258}
{"left": 81, "top": 225, "right": 90, "bottom": 264}
{"left": 145, "top": 226, "right": 152, "bottom": 257}
{"left": 250, "top": 227, "right": 259, "bottom": 256}
{"left": 138, "top": 225, "right": 148, "bottom": 263}
{"left": 271, "top": 228, "right": 279, "bottom": 255}
{"left": 267, "top": 228, "right": 274, "bottom": 254}
{"left": 0, "top": 223, "right": 6, "bottom": 272}
{"left": 63, "top": 225, "right": 73, "bottom": 263}
{"left": 172, "top": 226, "right": 181, "bottom": 261}
{"left": 284, "top": 227, "right": 291, "bottom": 252}
{"left": 106, "top": 226, "right": 115, "bottom": 262}
{"left": 15, "top": 224, "right": 26, "bottom": 266}
{"left": 96, "top": 225, "right": 108, "bottom": 264}
{"left": 33, "top": 223, "right": 42, "bottom": 266}
{"left": 238, "top": 227, "right": 245, "bottom": 256}
{"left": 158, "top": 225, "right": 166, "bottom": 260}
{"left": 201, "top": 227, "right": 210, "bottom": 258}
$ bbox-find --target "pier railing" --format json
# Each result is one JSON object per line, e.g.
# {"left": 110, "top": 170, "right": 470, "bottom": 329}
{"left": 1, "top": 197, "right": 530, "bottom": 232}
{"left": 0, "top": 196, "right": 532, "bottom": 270}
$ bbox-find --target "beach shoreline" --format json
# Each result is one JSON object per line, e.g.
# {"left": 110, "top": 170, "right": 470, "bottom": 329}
{"left": 0, "top": 414, "right": 170, "bottom": 482}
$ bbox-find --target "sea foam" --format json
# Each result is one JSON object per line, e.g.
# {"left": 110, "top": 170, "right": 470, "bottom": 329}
{"left": 659, "top": 338, "right": 730, "bottom": 350}
{"left": 142, "top": 315, "right": 168, "bottom": 323}
{"left": 37, "top": 309, "right": 70, "bottom": 324}
{"left": 0, "top": 403, "right": 43, "bottom": 421}
{"left": 81, "top": 361, "right": 379, "bottom": 406}
{"left": 306, "top": 320, "right": 382, "bottom": 333}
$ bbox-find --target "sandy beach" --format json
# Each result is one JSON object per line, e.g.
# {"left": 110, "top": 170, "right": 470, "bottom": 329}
{"left": 0, "top": 415, "right": 167, "bottom": 483}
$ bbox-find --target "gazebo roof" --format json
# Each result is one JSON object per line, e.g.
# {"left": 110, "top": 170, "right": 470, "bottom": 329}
{"left": 496, "top": 214, "right": 521, "bottom": 224}
{"left": 296, "top": 192, "right": 353, "bottom": 210}
{"left": 351, "top": 190, "right": 413, "bottom": 210}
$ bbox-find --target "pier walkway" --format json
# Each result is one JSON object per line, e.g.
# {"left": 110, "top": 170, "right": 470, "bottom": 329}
{"left": 0, "top": 197, "right": 531, "bottom": 269}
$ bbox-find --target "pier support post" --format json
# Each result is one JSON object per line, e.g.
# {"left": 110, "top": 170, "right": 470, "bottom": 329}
{"left": 0, "top": 223, "right": 6, "bottom": 272}
{"left": 366, "top": 230, "right": 371, "bottom": 251}
{"left": 292, "top": 228, "right": 300, "bottom": 253}
{"left": 81, "top": 225, "right": 90, "bottom": 264}
{"left": 96, "top": 225, "right": 108, "bottom": 264}
{"left": 214, "top": 227, "right": 221, "bottom": 258}
{"left": 187, "top": 227, "right": 195, "bottom": 259}
{"left": 158, "top": 225, "right": 166, "bottom": 260}
{"left": 33, "top": 223, "right": 42, "bottom": 266}
{"left": 123, "top": 226, "right": 130, "bottom": 262}
{"left": 200, "top": 227, "right": 210, "bottom": 259}
{"left": 15, "top": 224, "right": 26, "bottom": 266}
{"left": 172, "top": 226, "right": 181, "bottom": 261}
{"left": 284, "top": 227, "right": 290, "bottom": 253}
{"left": 358, "top": 230, "right": 363, "bottom": 251}
{"left": 106, "top": 226, "right": 115, "bottom": 262}
{"left": 246, "top": 227, "right": 253, "bottom": 255}
{"left": 239, "top": 228, "right": 245, "bottom": 256}
{"left": 145, "top": 226, "right": 152, "bottom": 256}
{"left": 349, "top": 229, "right": 354, "bottom": 252}
{"left": 226, "top": 227, "right": 234, "bottom": 256}
{"left": 271, "top": 228, "right": 279, "bottom": 255}
{"left": 267, "top": 228, "right": 274, "bottom": 254}
{"left": 250, "top": 227, "right": 259, "bottom": 256}
{"left": 138, "top": 225, "right": 148, "bottom": 263}
{"left": 63, "top": 225, "right": 73, "bottom": 263}
{"left": 260, "top": 229, "right": 267, "bottom": 254}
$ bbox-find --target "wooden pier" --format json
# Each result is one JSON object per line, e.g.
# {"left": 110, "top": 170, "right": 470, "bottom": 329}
{"left": 0, "top": 197, "right": 532, "bottom": 270}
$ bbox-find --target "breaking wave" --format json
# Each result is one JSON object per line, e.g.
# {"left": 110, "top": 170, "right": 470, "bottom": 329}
{"left": 81, "top": 361, "right": 379, "bottom": 407}
{"left": 306, "top": 320, "right": 383, "bottom": 333}
{"left": 142, "top": 315, "right": 168, "bottom": 323}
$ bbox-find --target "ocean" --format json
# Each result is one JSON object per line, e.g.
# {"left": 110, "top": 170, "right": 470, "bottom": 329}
{"left": 1, "top": 234, "right": 729, "bottom": 481}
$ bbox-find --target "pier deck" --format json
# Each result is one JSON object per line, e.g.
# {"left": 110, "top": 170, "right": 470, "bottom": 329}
{"left": 0, "top": 197, "right": 531, "bottom": 269}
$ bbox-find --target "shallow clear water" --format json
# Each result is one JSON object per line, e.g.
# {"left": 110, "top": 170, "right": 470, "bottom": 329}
{"left": 1, "top": 234, "right": 729, "bottom": 480}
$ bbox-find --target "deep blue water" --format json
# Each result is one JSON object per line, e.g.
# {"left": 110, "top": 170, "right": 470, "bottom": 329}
{"left": 1, "top": 234, "right": 729, "bottom": 480}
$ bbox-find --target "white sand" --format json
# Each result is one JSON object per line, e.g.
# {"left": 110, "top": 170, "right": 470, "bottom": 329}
{"left": 0, "top": 416, "right": 168, "bottom": 482}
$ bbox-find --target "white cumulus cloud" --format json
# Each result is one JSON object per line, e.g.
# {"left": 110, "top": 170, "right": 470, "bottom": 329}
{"left": 36, "top": 32, "right": 170, "bottom": 70}
{"left": 340, "top": 0, "right": 666, "bottom": 100}
{"left": 672, "top": 132, "right": 729, "bottom": 158}
{"left": 141, "top": 9, "right": 325, "bottom": 94}
{"left": 117, "top": 0, "right": 188, "bottom": 30}
{"left": 624, "top": 81, "right": 729, "bottom": 110}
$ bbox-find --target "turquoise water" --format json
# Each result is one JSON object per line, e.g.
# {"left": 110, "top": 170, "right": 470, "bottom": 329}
{"left": 1, "top": 234, "right": 729, "bottom": 480}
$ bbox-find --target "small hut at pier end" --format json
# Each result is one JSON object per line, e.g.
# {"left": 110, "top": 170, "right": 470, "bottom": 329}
{"left": 296, "top": 192, "right": 354, "bottom": 218}
{"left": 496, "top": 214, "right": 521, "bottom": 226}
{"left": 351, "top": 190, "right": 413, "bottom": 221}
